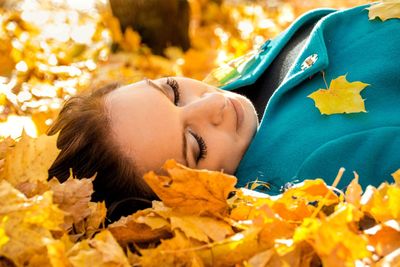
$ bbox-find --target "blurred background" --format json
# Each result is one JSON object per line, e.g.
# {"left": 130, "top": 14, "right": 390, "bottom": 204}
{"left": 0, "top": 0, "right": 368, "bottom": 139}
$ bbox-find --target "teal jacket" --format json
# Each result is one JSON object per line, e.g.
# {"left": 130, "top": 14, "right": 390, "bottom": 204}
{"left": 215, "top": 4, "right": 400, "bottom": 193}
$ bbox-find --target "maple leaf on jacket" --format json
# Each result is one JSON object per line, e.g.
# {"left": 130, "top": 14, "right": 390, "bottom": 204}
{"left": 308, "top": 74, "right": 370, "bottom": 115}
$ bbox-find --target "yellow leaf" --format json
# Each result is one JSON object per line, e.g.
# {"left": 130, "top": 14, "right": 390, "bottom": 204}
{"left": 170, "top": 215, "right": 234, "bottom": 243}
{"left": 391, "top": 168, "right": 400, "bottom": 186}
{"left": 136, "top": 213, "right": 170, "bottom": 230}
{"left": 68, "top": 230, "right": 130, "bottom": 267}
{"left": 143, "top": 159, "right": 237, "bottom": 216}
{"left": 140, "top": 230, "right": 203, "bottom": 267}
{"left": 367, "top": 1, "right": 400, "bottom": 21}
{"left": 108, "top": 209, "right": 171, "bottom": 246}
{"left": 294, "top": 216, "right": 370, "bottom": 265}
{"left": 48, "top": 177, "right": 93, "bottom": 230}
{"left": 0, "top": 217, "right": 9, "bottom": 250}
{"left": 84, "top": 201, "right": 107, "bottom": 239}
{"left": 361, "top": 184, "right": 400, "bottom": 222}
{"left": 345, "top": 172, "right": 363, "bottom": 208}
{"left": 308, "top": 75, "right": 369, "bottom": 115}
{"left": 44, "top": 237, "right": 72, "bottom": 267}
{"left": 197, "top": 227, "right": 267, "bottom": 267}
{"left": 247, "top": 249, "right": 274, "bottom": 267}
{"left": 0, "top": 180, "right": 64, "bottom": 266}
{"left": 282, "top": 179, "right": 339, "bottom": 206}
{"left": 0, "top": 132, "right": 59, "bottom": 186}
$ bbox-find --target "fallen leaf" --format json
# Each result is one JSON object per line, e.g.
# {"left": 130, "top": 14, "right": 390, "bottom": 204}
{"left": 361, "top": 183, "right": 400, "bottom": 222}
{"left": 0, "top": 180, "right": 64, "bottom": 266}
{"left": 48, "top": 177, "right": 94, "bottom": 230}
{"left": 364, "top": 220, "right": 400, "bottom": 256}
{"left": 246, "top": 249, "right": 274, "bottom": 267}
{"left": 367, "top": 0, "right": 400, "bottom": 21}
{"left": 108, "top": 209, "right": 171, "bottom": 246}
{"left": 139, "top": 230, "right": 203, "bottom": 267}
{"left": 282, "top": 179, "right": 339, "bottom": 206}
{"left": 143, "top": 159, "right": 237, "bottom": 216}
{"left": 84, "top": 201, "right": 107, "bottom": 239}
{"left": 197, "top": 227, "right": 267, "bottom": 267}
{"left": 0, "top": 132, "right": 59, "bottom": 186}
{"left": 391, "top": 168, "right": 400, "bottom": 186}
{"left": 345, "top": 173, "right": 363, "bottom": 209}
{"left": 375, "top": 247, "right": 400, "bottom": 267}
{"left": 308, "top": 74, "right": 369, "bottom": 115}
{"left": 67, "top": 230, "right": 130, "bottom": 267}
{"left": 170, "top": 215, "right": 234, "bottom": 242}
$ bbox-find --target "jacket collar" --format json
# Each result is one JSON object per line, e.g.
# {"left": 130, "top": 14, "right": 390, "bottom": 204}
{"left": 222, "top": 8, "right": 335, "bottom": 91}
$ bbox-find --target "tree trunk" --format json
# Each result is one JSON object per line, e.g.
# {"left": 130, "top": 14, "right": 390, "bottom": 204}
{"left": 109, "top": 0, "right": 190, "bottom": 55}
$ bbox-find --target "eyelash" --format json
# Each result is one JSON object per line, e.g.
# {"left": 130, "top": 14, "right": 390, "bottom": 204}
{"left": 189, "top": 130, "right": 207, "bottom": 162}
{"left": 166, "top": 77, "right": 180, "bottom": 105}
{"left": 165, "top": 78, "right": 207, "bottom": 163}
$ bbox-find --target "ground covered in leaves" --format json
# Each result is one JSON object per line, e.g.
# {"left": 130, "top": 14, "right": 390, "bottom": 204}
{"left": 0, "top": 134, "right": 399, "bottom": 266}
{"left": 1, "top": 0, "right": 400, "bottom": 266}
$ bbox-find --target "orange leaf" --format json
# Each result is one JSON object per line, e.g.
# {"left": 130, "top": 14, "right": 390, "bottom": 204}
{"left": 143, "top": 159, "right": 237, "bottom": 216}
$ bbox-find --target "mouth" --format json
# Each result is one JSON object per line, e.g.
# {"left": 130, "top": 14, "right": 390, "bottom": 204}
{"left": 228, "top": 97, "right": 244, "bottom": 132}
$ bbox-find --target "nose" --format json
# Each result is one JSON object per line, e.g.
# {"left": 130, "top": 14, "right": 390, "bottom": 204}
{"left": 182, "top": 92, "right": 227, "bottom": 126}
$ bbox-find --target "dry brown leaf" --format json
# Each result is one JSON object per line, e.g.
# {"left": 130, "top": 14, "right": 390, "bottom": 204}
{"left": 15, "top": 180, "right": 50, "bottom": 198}
{"left": 48, "top": 177, "right": 93, "bottom": 230}
{"left": 143, "top": 159, "right": 237, "bottom": 216}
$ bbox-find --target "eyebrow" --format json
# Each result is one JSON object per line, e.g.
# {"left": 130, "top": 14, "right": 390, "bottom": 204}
{"left": 146, "top": 79, "right": 190, "bottom": 167}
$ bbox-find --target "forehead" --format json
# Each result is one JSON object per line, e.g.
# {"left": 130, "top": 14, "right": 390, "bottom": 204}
{"left": 105, "top": 83, "right": 183, "bottom": 174}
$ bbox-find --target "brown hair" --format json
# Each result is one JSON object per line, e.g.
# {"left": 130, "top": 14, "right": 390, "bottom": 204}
{"left": 47, "top": 83, "right": 157, "bottom": 221}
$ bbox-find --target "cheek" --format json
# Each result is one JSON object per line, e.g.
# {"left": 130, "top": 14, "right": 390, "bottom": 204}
{"left": 201, "top": 133, "right": 243, "bottom": 173}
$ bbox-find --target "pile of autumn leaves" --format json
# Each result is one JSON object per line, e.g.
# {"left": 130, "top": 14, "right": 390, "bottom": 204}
{"left": 0, "top": 134, "right": 399, "bottom": 267}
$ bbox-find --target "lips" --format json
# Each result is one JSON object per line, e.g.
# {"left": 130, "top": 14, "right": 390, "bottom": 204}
{"left": 228, "top": 97, "right": 244, "bottom": 132}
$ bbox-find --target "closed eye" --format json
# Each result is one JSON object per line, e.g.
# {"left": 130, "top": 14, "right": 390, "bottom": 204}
{"left": 166, "top": 77, "right": 180, "bottom": 105}
{"left": 189, "top": 130, "right": 207, "bottom": 162}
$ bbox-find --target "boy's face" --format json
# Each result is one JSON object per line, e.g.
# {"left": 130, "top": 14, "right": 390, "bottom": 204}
{"left": 105, "top": 77, "right": 259, "bottom": 177}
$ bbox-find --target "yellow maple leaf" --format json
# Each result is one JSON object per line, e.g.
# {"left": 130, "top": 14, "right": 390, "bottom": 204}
{"left": 0, "top": 132, "right": 59, "bottom": 186}
{"left": 308, "top": 75, "right": 369, "bottom": 115}
{"left": 367, "top": 0, "right": 400, "bottom": 21}
{"left": 143, "top": 159, "right": 237, "bottom": 216}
